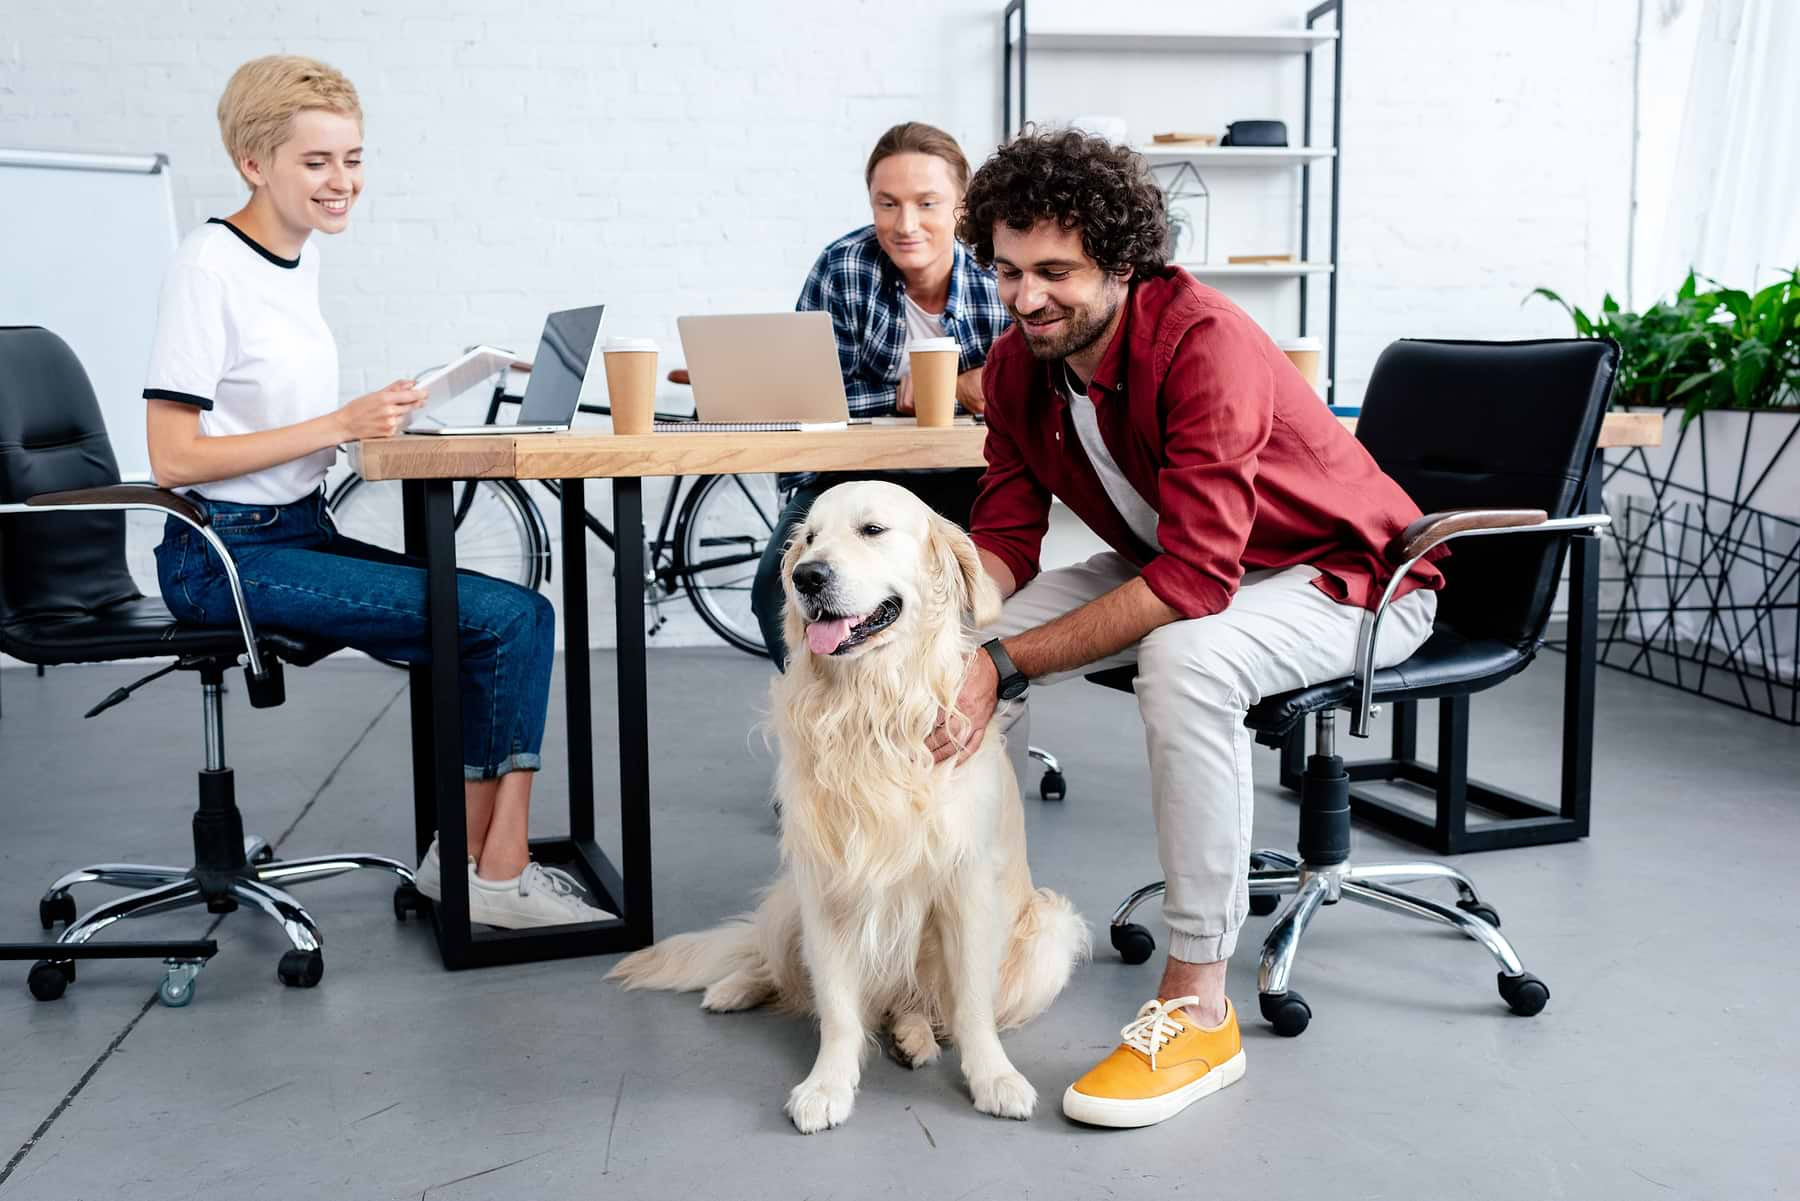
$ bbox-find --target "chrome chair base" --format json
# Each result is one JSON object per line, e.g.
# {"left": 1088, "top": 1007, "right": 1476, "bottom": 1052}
{"left": 1109, "top": 848, "right": 1549, "bottom": 1036}
{"left": 36, "top": 835, "right": 414, "bottom": 1004}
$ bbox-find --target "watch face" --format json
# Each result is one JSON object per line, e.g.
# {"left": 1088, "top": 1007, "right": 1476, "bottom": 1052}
{"left": 999, "top": 677, "right": 1029, "bottom": 701}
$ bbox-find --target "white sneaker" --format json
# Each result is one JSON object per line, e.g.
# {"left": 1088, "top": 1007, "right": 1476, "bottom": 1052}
{"left": 466, "top": 861, "right": 615, "bottom": 929}
{"left": 411, "top": 835, "right": 475, "bottom": 904}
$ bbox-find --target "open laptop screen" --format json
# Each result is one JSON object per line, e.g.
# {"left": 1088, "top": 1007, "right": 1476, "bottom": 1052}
{"left": 518, "top": 305, "right": 605, "bottom": 424}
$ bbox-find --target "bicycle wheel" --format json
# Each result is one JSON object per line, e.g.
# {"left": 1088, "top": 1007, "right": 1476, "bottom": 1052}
{"left": 675, "top": 472, "right": 783, "bottom": 658}
{"left": 326, "top": 474, "right": 549, "bottom": 591}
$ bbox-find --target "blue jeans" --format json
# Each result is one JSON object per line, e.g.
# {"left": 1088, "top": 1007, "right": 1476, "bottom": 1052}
{"left": 155, "top": 488, "right": 556, "bottom": 780}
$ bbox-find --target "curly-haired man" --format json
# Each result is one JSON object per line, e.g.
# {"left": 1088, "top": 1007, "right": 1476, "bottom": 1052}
{"left": 926, "top": 129, "right": 1446, "bottom": 1128}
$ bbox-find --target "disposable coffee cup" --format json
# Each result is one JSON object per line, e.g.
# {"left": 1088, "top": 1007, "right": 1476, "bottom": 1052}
{"left": 603, "top": 337, "right": 658, "bottom": 435}
{"left": 907, "top": 336, "right": 960, "bottom": 428}
{"left": 1278, "top": 336, "right": 1322, "bottom": 390}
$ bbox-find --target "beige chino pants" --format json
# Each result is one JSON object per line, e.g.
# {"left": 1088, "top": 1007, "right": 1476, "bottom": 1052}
{"left": 990, "top": 553, "right": 1436, "bottom": 963}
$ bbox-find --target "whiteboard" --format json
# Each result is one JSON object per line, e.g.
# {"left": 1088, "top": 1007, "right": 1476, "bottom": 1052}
{"left": 0, "top": 149, "right": 179, "bottom": 481}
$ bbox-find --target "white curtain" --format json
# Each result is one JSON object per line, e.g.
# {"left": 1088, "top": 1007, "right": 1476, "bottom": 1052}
{"left": 1657, "top": 0, "right": 1800, "bottom": 290}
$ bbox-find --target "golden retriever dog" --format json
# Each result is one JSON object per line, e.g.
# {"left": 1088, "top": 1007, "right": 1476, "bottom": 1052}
{"left": 609, "top": 481, "right": 1088, "bottom": 1134}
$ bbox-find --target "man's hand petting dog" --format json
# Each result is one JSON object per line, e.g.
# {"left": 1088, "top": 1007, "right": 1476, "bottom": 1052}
{"left": 929, "top": 648, "right": 1000, "bottom": 764}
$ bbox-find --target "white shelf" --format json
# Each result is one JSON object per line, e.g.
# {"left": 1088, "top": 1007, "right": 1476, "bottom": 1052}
{"left": 1180, "top": 261, "right": 1334, "bottom": 278}
{"left": 1026, "top": 29, "right": 1337, "bottom": 54}
{"left": 1134, "top": 145, "right": 1335, "bottom": 165}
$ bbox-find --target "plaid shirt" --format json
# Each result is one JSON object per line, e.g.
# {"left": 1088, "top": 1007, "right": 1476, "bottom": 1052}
{"left": 797, "top": 225, "right": 1012, "bottom": 417}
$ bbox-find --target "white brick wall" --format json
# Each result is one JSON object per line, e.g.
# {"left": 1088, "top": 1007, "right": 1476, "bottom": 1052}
{"left": 1, "top": 0, "right": 1634, "bottom": 653}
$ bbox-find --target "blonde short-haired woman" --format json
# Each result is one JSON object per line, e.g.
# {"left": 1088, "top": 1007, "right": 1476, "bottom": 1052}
{"left": 144, "top": 56, "right": 605, "bottom": 929}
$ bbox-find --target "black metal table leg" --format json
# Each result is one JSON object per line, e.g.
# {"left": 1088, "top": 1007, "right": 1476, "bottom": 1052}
{"left": 401, "top": 481, "right": 436, "bottom": 864}
{"left": 419, "top": 479, "right": 473, "bottom": 963}
{"left": 402, "top": 472, "right": 649, "bottom": 968}
{"left": 555, "top": 477, "right": 629, "bottom": 929}
{"left": 1561, "top": 459, "right": 1601, "bottom": 838}
{"left": 562, "top": 478, "right": 595, "bottom": 844}
{"left": 611, "top": 477, "right": 654, "bottom": 949}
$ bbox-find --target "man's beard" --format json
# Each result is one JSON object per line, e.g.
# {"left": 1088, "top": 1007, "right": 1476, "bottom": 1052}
{"left": 1011, "top": 291, "right": 1122, "bottom": 362}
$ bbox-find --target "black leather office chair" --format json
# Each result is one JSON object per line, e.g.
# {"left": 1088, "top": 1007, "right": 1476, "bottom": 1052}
{"left": 0, "top": 326, "right": 420, "bottom": 1006}
{"left": 1094, "top": 337, "right": 1619, "bottom": 1036}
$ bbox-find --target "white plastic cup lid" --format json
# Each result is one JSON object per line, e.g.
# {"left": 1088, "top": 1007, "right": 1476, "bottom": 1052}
{"left": 1277, "top": 336, "right": 1322, "bottom": 352}
{"left": 908, "top": 337, "right": 959, "bottom": 353}
{"left": 603, "top": 337, "right": 658, "bottom": 353}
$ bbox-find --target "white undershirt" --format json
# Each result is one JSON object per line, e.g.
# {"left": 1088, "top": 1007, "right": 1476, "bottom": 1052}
{"left": 1063, "top": 362, "right": 1163, "bottom": 551}
{"left": 143, "top": 220, "right": 339, "bottom": 505}
{"left": 898, "top": 292, "right": 946, "bottom": 378}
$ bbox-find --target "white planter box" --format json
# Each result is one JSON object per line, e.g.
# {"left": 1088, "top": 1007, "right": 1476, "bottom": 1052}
{"left": 1599, "top": 405, "right": 1800, "bottom": 710}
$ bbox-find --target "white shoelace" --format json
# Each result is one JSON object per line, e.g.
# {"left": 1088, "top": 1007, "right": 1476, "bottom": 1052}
{"left": 1120, "top": 996, "right": 1201, "bottom": 1071}
{"left": 518, "top": 862, "right": 587, "bottom": 905}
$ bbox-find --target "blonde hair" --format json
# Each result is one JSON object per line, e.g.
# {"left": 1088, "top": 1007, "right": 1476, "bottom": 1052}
{"left": 217, "top": 55, "right": 362, "bottom": 186}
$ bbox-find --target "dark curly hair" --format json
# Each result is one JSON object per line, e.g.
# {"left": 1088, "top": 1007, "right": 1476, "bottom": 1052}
{"left": 957, "top": 127, "right": 1168, "bottom": 279}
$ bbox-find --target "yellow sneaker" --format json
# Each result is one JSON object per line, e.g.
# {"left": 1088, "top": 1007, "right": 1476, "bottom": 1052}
{"left": 1061, "top": 996, "right": 1246, "bottom": 1128}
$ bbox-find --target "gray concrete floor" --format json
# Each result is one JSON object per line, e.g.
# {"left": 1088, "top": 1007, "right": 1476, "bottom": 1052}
{"left": 0, "top": 648, "right": 1796, "bottom": 1200}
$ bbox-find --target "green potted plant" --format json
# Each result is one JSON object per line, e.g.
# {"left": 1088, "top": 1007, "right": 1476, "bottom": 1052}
{"left": 1528, "top": 268, "right": 1800, "bottom": 428}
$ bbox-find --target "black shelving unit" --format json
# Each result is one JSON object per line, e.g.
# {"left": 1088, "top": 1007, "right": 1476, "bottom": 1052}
{"left": 1001, "top": 0, "right": 1346, "bottom": 406}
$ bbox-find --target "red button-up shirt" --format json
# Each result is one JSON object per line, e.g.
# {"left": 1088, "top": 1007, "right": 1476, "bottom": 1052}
{"left": 970, "top": 268, "right": 1443, "bottom": 619}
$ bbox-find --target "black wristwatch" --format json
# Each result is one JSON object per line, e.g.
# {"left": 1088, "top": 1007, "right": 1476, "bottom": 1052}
{"left": 981, "top": 638, "right": 1029, "bottom": 701}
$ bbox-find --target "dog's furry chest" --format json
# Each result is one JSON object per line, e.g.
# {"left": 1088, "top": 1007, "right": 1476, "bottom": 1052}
{"left": 778, "top": 746, "right": 1001, "bottom": 884}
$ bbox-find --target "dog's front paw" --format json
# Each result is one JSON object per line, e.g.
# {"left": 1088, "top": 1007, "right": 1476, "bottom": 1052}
{"left": 970, "top": 1069, "right": 1037, "bottom": 1120}
{"left": 786, "top": 1077, "right": 855, "bottom": 1134}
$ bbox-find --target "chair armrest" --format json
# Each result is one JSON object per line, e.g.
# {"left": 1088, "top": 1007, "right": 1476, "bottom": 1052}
{"left": 27, "top": 484, "right": 206, "bottom": 528}
{"left": 0, "top": 485, "right": 268, "bottom": 680}
{"left": 1348, "top": 510, "right": 1613, "bottom": 738}
{"left": 1395, "top": 508, "right": 1547, "bottom": 561}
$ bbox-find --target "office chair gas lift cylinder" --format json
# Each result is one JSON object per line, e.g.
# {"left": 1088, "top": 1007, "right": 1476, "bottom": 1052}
{"left": 1295, "top": 711, "right": 1351, "bottom": 868}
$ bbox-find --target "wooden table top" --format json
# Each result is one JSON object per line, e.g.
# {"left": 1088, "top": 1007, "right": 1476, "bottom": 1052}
{"left": 352, "top": 410, "right": 1665, "bottom": 481}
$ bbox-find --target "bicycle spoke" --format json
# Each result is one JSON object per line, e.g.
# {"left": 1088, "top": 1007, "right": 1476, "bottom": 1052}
{"left": 730, "top": 473, "right": 779, "bottom": 534}
{"left": 678, "top": 472, "right": 782, "bottom": 657}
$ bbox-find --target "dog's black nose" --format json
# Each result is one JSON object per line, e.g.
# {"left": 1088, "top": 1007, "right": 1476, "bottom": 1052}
{"left": 791, "top": 560, "right": 833, "bottom": 597}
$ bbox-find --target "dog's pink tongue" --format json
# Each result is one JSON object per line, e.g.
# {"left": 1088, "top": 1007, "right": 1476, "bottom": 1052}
{"left": 806, "top": 616, "right": 856, "bottom": 655}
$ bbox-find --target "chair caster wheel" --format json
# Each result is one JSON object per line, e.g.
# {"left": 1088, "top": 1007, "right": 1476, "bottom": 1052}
{"left": 1498, "top": 971, "right": 1549, "bottom": 1016}
{"left": 1249, "top": 894, "right": 1280, "bottom": 917}
{"left": 1259, "top": 990, "right": 1311, "bottom": 1037}
{"left": 159, "top": 960, "right": 202, "bottom": 1008}
{"left": 28, "top": 960, "right": 72, "bottom": 1002}
{"left": 1110, "top": 923, "right": 1155, "bottom": 965}
{"left": 1457, "top": 900, "right": 1501, "bottom": 928}
{"left": 393, "top": 882, "right": 426, "bottom": 922}
{"left": 1038, "top": 770, "right": 1067, "bottom": 801}
{"left": 39, "top": 893, "right": 76, "bottom": 930}
{"left": 277, "top": 949, "right": 323, "bottom": 988}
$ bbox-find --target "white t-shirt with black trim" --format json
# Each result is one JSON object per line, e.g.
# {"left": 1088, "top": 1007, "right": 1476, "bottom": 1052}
{"left": 143, "top": 218, "right": 339, "bottom": 505}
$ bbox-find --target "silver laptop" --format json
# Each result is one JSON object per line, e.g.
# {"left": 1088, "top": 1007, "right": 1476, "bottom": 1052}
{"left": 662, "top": 312, "right": 851, "bottom": 430}
{"left": 410, "top": 304, "right": 605, "bottom": 435}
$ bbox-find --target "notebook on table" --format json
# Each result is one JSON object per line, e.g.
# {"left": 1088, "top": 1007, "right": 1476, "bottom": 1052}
{"left": 656, "top": 312, "right": 852, "bottom": 432}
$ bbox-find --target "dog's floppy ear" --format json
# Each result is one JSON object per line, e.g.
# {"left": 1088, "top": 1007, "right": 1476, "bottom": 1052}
{"left": 928, "top": 511, "right": 1002, "bottom": 629}
{"left": 779, "top": 518, "right": 812, "bottom": 658}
